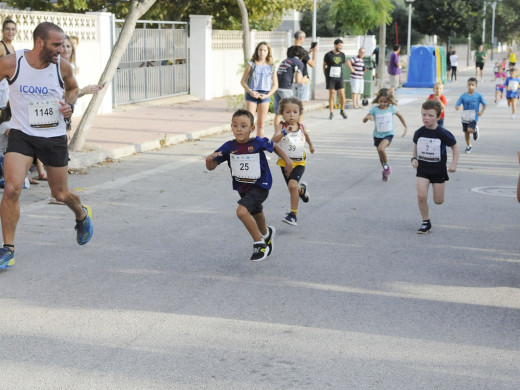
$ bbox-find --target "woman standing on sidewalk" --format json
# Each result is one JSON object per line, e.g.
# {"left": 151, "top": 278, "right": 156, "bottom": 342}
{"left": 0, "top": 19, "right": 16, "bottom": 109}
{"left": 240, "top": 42, "right": 278, "bottom": 138}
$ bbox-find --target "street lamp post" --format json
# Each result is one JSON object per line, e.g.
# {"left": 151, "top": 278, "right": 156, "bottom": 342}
{"left": 482, "top": 2, "right": 487, "bottom": 45}
{"left": 491, "top": 1, "right": 497, "bottom": 60}
{"left": 490, "top": 0, "right": 502, "bottom": 60}
{"left": 405, "top": 0, "right": 415, "bottom": 56}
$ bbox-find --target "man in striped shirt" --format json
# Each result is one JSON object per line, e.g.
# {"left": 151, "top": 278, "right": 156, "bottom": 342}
{"left": 347, "top": 48, "right": 367, "bottom": 109}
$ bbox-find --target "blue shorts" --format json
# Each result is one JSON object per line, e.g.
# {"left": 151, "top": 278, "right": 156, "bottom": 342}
{"left": 373, "top": 135, "right": 393, "bottom": 147}
{"left": 462, "top": 121, "right": 477, "bottom": 132}
{"left": 496, "top": 85, "right": 504, "bottom": 92}
{"left": 245, "top": 90, "right": 270, "bottom": 104}
{"left": 273, "top": 89, "right": 294, "bottom": 115}
{"left": 292, "top": 83, "right": 310, "bottom": 101}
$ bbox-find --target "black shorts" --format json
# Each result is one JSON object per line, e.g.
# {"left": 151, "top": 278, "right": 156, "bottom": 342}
{"left": 476, "top": 62, "right": 484, "bottom": 70}
{"left": 238, "top": 186, "right": 269, "bottom": 215}
{"left": 6, "top": 129, "right": 69, "bottom": 167}
{"left": 373, "top": 135, "right": 393, "bottom": 147}
{"left": 416, "top": 166, "right": 449, "bottom": 183}
{"left": 280, "top": 164, "right": 305, "bottom": 185}
{"left": 326, "top": 77, "right": 344, "bottom": 91}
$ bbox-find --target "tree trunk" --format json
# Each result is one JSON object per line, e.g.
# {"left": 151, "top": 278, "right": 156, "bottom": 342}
{"left": 377, "top": 19, "right": 386, "bottom": 89}
{"left": 69, "top": 0, "right": 157, "bottom": 152}
{"left": 237, "top": 0, "right": 250, "bottom": 62}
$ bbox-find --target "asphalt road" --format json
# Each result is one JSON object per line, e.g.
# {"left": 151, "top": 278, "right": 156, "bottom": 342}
{"left": 1, "top": 71, "right": 519, "bottom": 389}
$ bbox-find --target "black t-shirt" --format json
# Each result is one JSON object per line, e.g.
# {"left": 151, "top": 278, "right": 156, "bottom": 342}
{"left": 324, "top": 51, "right": 346, "bottom": 79}
{"left": 277, "top": 57, "right": 304, "bottom": 89}
{"left": 413, "top": 126, "right": 457, "bottom": 175}
{"left": 287, "top": 45, "right": 310, "bottom": 77}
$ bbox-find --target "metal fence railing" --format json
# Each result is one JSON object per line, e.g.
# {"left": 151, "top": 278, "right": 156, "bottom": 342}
{"left": 113, "top": 20, "right": 188, "bottom": 106}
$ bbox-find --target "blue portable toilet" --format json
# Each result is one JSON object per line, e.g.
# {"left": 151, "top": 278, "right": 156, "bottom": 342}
{"left": 404, "top": 46, "right": 443, "bottom": 88}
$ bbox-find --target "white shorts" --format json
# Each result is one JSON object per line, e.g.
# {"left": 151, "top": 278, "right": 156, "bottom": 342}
{"left": 389, "top": 74, "right": 400, "bottom": 88}
{"left": 350, "top": 78, "right": 364, "bottom": 94}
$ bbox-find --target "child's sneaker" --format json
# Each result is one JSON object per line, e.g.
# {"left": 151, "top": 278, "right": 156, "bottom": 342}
{"left": 383, "top": 164, "right": 391, "bottom": 176}
{"left": 264, "top": 226, "right": 276, "bottom": 257}
{"left": 0, "top": 247, "right": 14, "bottom": 270}
{"left": 340, "top": 110, "right": 348, "bottom": 119}
{"left": 382, "top": 172, "right": 388, "bottom": 182}
{"left": 473, "top": 126, "right": 479, "bottom": 141}
{"left": 329, "top": 112, "right": 334, "bottom": 120}
{"left": 282, "top": 212, "right": 297, "bottom": 226}
{"left": 75, "top": 205, "right": 93, "bottom": 245}
{"left": 417, "top": 220, "right": 432, "bottom": 234}
{"left": 465, "top": 146, "right": 472, "bottom": 153}
{"left": 299, "top": 181, "right": 309, "bottom": 203}
{"left": 250, "top": 242, "right": 269, "bottom": 261}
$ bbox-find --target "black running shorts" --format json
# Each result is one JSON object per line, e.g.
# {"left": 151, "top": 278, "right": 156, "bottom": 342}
{"left": 6, "top": 129, "right": 69, "bottom": 167}
{"left": 280, "top": 165, "right": 305, "bottom": 185}
{"left": 326, "top": 77, "right": 344, "bottom": 91}
{"left": 238, "top": 186, "right": 269, "bottom": 215}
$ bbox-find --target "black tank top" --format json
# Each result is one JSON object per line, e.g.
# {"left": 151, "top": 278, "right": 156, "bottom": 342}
{"left": 1, "top": 41, "right": 11, "bottom": 55}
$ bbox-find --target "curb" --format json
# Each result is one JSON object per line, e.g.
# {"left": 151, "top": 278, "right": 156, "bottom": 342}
{"left": 68, "top": 101, "right": 329, "bottom": 169}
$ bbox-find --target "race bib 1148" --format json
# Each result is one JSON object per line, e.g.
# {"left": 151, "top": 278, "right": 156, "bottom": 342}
{"left": 28, "top": 99, "right": 60, "bottom": 128}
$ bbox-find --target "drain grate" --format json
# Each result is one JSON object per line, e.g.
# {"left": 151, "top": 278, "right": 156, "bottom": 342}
{"left": 470, "top": 186, "right": 516, "bottom": 197}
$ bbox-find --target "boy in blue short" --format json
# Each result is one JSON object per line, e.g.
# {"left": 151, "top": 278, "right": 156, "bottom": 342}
{"left": 206, "top": 109, "right": 293, "bottom": 261}
{"left": 455, "top": 77, "right": 486, "bottom": 154}
{"left": 505, "top": 68, "right": 520, "bottom": 119}
{"left": 411, "top": 100, "right": 459, "bottom": 234}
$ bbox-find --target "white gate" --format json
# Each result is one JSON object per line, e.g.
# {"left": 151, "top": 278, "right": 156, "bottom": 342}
{"left": 113, "top": 20, "right": 188, "bottom": 106}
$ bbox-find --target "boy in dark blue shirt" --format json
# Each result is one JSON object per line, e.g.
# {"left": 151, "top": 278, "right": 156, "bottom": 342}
{"left": 206, "top": 109, "right": 293, "bottom": 261}
{"left": 412, "top": 100, "right": 459, "bottom": 234}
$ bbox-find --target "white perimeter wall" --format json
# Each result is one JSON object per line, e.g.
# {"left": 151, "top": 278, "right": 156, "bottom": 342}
{"left": 0, "top": 9, "right": 113, "bottom": 116}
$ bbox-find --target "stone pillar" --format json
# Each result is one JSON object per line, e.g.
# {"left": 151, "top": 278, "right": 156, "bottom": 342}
{"left": 189, "top": 15, "right": 213, "bottom": 100}
{"left": 96, "top": 12, "right": 114, "bottom": 114}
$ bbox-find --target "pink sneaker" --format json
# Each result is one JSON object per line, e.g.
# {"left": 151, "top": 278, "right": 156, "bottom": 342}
{"left": 382, "top": 172, "right": 388, "bottom": 182}
{"left": 383, "top": 164, "right": 391, "bottom": 176}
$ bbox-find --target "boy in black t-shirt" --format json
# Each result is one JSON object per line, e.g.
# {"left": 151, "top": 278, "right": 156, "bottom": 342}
{"left": 411, "top": 100, "right": 459, "bottom": 234}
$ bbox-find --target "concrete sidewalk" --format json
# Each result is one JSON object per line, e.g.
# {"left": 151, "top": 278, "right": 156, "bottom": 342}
{"left": 68, "top": 88, "right": 330, "bottom": 169}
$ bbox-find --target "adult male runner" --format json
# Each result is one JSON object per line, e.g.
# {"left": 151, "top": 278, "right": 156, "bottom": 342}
{"left": 0, "top": 22, "right": 93, "bottom": 270}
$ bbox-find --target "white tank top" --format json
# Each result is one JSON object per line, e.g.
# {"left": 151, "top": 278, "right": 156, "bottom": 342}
{"left": 8, "top": 49, "right": 66, "bottom": 137}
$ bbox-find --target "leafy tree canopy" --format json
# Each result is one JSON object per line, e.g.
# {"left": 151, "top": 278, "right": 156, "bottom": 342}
{"left": 483, "top": 0, "right": 520, "bottom": 46}
{"left": 331, "top": 0, "right": 394, "bottom": 35}
{"left": 7, "top": 0, "right": 312, "bottom": 30}
{"left": 412, "top": 0, "right": 482, "bottom": 44}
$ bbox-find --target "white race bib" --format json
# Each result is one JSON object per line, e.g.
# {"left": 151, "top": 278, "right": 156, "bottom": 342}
{"left": 461, "top": 109, "right": 476, "bottom": 123}
{"left": 279, "top": 131, "right": 305, "bottom": 160}
{"left": 230, "top": 153, "right": 261, "bottom": 183}
{"left": 28, "top": 99, "right": 60, "bottom": 128}
{"left": 417, "top": 137, "right": 441, "bottom": 162}
{"left": 329, "top": 66, "right": 341, "bottom": 78}
{"left": 509, "top": 80, "right": 519, "bottom": 92}
{"left": 375, "top": 112, "right": 393, "bottom": 133}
